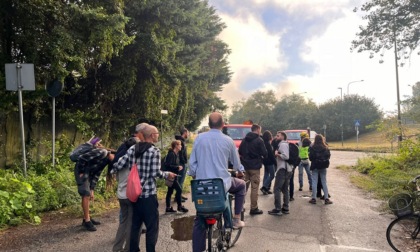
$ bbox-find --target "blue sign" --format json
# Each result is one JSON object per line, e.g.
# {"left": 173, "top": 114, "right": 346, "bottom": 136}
{"left": 354, "top": 120, "right": 360, "bottom": 127}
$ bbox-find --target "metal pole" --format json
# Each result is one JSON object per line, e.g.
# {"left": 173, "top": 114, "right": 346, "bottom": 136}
{"left": 347, "top": 80, "right": 364, "bottom": 95}
{"left": 393, "top": 29, "right": 402, "bottom": 144}
{"left": 17, "top": 63, "right": 27, "bottom": 176}
{"left": 52, "top": 97, "right": 55, "bottom": 168}
{"left": 338, "top": 88, "right": 343, "bottom": 147}
{"left": 160, "top": 115, "right": 163, "bottom": 149}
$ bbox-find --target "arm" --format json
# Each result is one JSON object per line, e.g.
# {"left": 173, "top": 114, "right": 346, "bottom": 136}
{"left": 113, "top": 146, "right": 135, "bottom": 172}
{"left": 260, "top": 139, "right": 268, "bottom": 159}
{"left": 188, "top": 139, "right": 199, "bottom": 177}
{"left": 229, "top": 140, "right": 244, "bottom": 172}
{"left": 279, "top": 143, "right": 289, "bottom": 160}
{"left": 165, "top": 152, "right": 179, "bottom": 173}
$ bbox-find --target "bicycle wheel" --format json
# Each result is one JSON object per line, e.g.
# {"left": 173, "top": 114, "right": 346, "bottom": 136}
{"left": 206, "top": 216, "right": 224, "bottom": 252}
{"left": 386, "top": 214, "right": 420, "bottom": 252}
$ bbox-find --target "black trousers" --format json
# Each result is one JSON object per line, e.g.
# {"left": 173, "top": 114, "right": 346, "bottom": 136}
{"left": 165, "top": 180, "right": 182, "bottom": 208}
{"left": 130, "top": 195, "right": 159, "bottom": 252}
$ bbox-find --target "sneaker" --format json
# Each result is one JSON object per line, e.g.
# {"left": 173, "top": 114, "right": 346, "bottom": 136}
{"left": 266, "top": 190, "right": 273, "bottom": 194}
{"left": 82, "top": 220, "right": 97, "bottom": 231}
{"left": 325, "top": 199, "right": 333, "bottom": 205}
{"left": 298, "top": 187, "right": 302, "bottom": 191}
{"left": 232, "top": 218, "right": 245, "bottom": 229}
{"left": 82, "top": 219, "right": 101, "bottom": 226}
{"left": 309, "top": 198, "right": 316, "bottom": 204}
{"left": 249, "top": 208, "right": 263, "bottom": 215}
{"left": 177, "top": 205, "right": 189, "bottom": 213}
{"left": 289, "top": 197, "right": 295, "bottom": 201}
{"left": 166, "top": 207, "right": 177, "bottom": 214}
{"left": 268, "top": 209, "right": 282, "bottom": 216}
{"left": 281, "top": 208, "right": 290, "bottom": 214}
{"left": 260, "top": 187, "right": 268, "bottom": 195}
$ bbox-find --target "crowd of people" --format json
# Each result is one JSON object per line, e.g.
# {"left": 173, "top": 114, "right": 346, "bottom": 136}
{"left": 70, "top": 112, "right": 332, "bottom": 252}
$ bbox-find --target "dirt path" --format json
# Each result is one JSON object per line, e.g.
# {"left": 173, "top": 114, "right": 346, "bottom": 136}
{"left": 0, "top": 151, "right": 394, "bottom": 252}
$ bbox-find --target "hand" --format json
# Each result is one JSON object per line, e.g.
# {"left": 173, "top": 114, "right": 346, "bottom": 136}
{"left": 108, "top": 153, "right": 115, "bottom": 161}
{"left": 167, "top": 172, "right": 177, "bottom": 180}
{"left": 178, "top": 166, "right": 183, "bottom": 171}
{"left": 90, "top": 190, "right": 94, "bottom": 201}
{"left": 79, "top": 173, "right": 84, "bottom": 178}
{"left": 236, "top": 171, "right": 244, "bottom": 179}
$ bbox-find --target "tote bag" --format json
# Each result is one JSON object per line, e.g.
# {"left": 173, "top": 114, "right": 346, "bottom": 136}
{"left": 126, "top": 163, "right": 142, "bottom": 202}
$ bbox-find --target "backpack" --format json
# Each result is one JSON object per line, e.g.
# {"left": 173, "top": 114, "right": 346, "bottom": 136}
{"left": 286, "top": 142, "right": 301, "bottom": 167}
{"left": 160, "top": 155, "right": 168, "bottom": 171}
{"left": 70, "top": 143, "right": 94, "bottom": 162}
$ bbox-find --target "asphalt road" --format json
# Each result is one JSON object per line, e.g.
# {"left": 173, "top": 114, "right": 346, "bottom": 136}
{"left": 0, "top": 151, "right": 395, "bottom": 252}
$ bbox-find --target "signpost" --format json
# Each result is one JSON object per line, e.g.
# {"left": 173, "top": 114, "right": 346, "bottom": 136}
{"left": 160, "top": 109, "right": 168, "bottom": 149}
{"left": 5, "top": 63, "right": 36, "bottom": 176}
{"left": 46, "top": 80, "right": 63, "bottom": 169}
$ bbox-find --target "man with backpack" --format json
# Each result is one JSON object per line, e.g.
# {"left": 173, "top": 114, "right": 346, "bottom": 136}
{"left": 238, "top": 124, "right": 268, "bottom": 215}
{"left": 268, "top": 131, "right": 293, "bottom": 216}
{"left": 71, "top": 137, "right": 115, "bottom": 231}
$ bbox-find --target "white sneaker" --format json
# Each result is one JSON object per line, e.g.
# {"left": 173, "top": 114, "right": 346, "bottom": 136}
{"left": 232, "top": 218, "right": 245, "bottom": 229}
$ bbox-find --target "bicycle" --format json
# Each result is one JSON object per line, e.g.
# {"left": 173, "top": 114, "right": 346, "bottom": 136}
{"left": 191, "top": 178, "right": 244, "bottom": 252}
{"left": 386, "top": 175, "right": 420, "bottom": 252}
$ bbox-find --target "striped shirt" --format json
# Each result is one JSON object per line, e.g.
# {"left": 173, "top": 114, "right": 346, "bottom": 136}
{"left": 113, "top": 143, "right": 169, "bottom": 198}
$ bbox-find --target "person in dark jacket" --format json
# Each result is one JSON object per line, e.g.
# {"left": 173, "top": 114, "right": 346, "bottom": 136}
{"left": 309, "top": 134, "right": 332, "bottom": 205}
{"left": 174, "top": 128, "right": 189, "bottom": 202}
{"left": 164, "top": 140, "right": 189, "bottom": 214}
{"left": 260, "top": 130, "right": 277, "bottom": 195}
{"left": 238, "top": 124, "right": 268, "bottom": 215}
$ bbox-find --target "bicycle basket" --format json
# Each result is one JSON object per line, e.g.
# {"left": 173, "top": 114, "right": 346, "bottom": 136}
{"left": 191, "top": 178, "right": 227, "bottom": 214}
{"left": 388, "top": 193, "right": 414, "bottom": 217}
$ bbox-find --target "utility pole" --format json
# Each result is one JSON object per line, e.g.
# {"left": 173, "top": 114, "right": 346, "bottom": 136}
{"left": 338, "top": 87, "right": 343, "bottom": 147}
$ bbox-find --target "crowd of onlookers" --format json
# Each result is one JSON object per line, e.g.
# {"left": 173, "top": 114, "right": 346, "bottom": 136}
{"left": 70, "top": 112, "right": 332, "bottom": 252}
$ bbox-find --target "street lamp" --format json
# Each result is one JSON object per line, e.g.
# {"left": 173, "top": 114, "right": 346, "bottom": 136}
{"left": 347, "top": 80, "right": 364, "bottom": 95}
{"left": 338, "top": 87, "right": 343, "bottom": 147}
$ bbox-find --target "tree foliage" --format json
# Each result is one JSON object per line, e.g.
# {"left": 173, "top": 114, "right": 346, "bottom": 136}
{"left": 0, "top": 0, "right": 231, "bottom": 144}
{"left": 352, "top": 0, "right": 420, "bottom": 59}
{"left": 229, "top": 91, "right": 383, "bottom": 141}
{"left": 402, "top": 81, "right": 420, "bottom": 122}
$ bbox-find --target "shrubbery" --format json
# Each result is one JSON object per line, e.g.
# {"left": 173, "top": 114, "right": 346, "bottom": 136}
{"left": 353, "top": 139, "right": 420, "bottom": 200}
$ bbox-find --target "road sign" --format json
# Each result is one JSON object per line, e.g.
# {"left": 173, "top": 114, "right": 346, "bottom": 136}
{"left": 354, "top": 120, "right": 360, "bottom": 127}
{"left": 5, "top": 63, "right": 35, "bottom": 91}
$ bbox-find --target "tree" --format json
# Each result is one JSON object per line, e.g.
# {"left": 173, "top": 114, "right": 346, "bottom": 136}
{"left": 402, "top": 81, "right": 420, "bottom": 122}
{"left": 351, "top": 0, "right": 420, "bottom": 58}
{"left": 229, "top": 90, "right": 276, "bottom": 126}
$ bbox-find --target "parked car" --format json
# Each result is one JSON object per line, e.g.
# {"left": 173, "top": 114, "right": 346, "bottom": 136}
{"left": 283, "top": 129, "right": 317, "bottom": 145}
{"left": 222, "top": 123, "right": 252, "bottom": 148}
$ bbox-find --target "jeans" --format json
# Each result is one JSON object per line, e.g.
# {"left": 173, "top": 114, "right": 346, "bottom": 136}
{"left": 273, "top": 169, "right": 291, "bottom": 210}
{"left": 166, "top": 180, "right": 182, "bottom": 208}
{"left": 130, "top": 195, "right": 159, "bottom": 252}
{"left": 192, "top": 178, "right": 246, "bottom": 252}
{"left": 298, "top": 161, "right": 312, "bottom": 189}
{"left": 245, "top": 169, "right": 261, "bottom": 210}
{"left": 177, "top": 163, "right": 187, "bottom": 190}
{"left": 113, "top": 199, "right": 133, "bottom": 252}
{"left": 262, "top": 164, "right": 276, "bottom": 190}
{"left": 311, "top": 169, "right": 329, "bottom": 200}
{"left": 289, "top": 169, "right": 295, "bottom": 198}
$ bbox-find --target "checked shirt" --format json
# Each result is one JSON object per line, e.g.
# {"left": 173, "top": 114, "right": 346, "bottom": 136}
{"left": 114, "top": 144, "right": 169, "bottom": 198}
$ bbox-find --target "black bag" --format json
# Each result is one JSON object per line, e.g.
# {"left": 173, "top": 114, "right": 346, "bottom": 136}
{"left": 160, "top": 155, "right": 168, "bottom": 171}
{"left": 286, "top": 142, "right": 301, "bottom": 167}
{"left": 70, "top": 143, "right": 93, "bottom": 162}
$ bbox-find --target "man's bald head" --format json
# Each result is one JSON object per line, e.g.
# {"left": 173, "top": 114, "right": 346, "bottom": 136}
{"left": 208, "top": 112, "right": 224, "bottom": 129}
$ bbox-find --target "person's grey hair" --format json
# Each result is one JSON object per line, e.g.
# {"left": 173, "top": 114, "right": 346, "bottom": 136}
{"left": 135, "top": 123, "right": 149, "bottom": 133}
{"left": 143, "top": 125, "right": 158, "bottom": 138}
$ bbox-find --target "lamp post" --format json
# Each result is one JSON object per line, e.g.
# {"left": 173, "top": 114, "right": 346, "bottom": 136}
{"left": 347, "top": 80, "right": 364, "bottom": 95}
{"left": 338, "top": 87, "right": 343, "bottom": 147}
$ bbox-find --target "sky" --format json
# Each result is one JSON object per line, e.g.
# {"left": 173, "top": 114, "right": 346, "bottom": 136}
{"left": 207, "top": 0, "right": 420, "bottom": 117}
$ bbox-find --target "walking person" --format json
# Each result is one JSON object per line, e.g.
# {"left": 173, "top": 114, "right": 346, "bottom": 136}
{"left": 113, "top": 125, "right": 177, "bottom": 252}
{"left": 174, "top": 128, "right": 189, "bottom": 202}
{"left": 238, "top": 124, "right": 268, "bottom": 215}
{"left": 268, "top": 131, "right": 292, "bottom": 215}
{"left": 298, "top": 137, "right": 312, "bottom": 191}
{"left": 189, "top": 112, "right": 246, "bottom": 252}
{"left": 260, "top": 130, "right": 277, "bottom": 195}
{"left": 309, "top": 134, "right": 332, "bottom": 205}
{"left": 164, "top": 140, "right": 189, "bottom": 214}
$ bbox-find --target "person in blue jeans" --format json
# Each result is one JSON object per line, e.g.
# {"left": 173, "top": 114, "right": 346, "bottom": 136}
{"left": 261, "top": 130, "right": 277, "bottom": 195}
{"left": 309, "top": 134, "right": 332, "bottom": 205}
{"left": 298, "top": 137, "right": 312, "bottom": 191}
